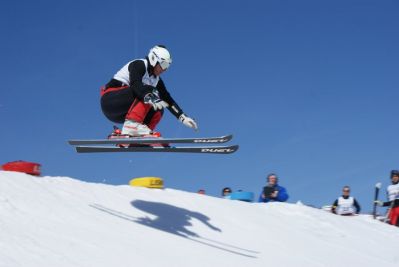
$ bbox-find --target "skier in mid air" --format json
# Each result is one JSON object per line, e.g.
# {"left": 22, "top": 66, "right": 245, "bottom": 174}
{"left": 100, "top": 45, "right": 198, "bottom": 138}
{"left": 68, "top": 45, "right": 238, "bottom": 154}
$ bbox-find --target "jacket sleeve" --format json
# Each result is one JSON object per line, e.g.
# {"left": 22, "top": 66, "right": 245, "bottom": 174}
{"left": 382, "top": 199, "right": 399, "bottom": 207}
{"left": 353, "top": 198, "right": 361, "bottom": 213}
{"left": 128, "top": 60, "right": 155, "bottom": 100}
{"left": 258, "top": 191, "right": 263, "bottom": 202}
{"left": 275, "top": 186, "right": 289, "bottom": 202}
{"left": 331, "top": 199, "right": 338, "bottom": 214}
{"left": 382, "top": 201, "right": 391, "bottom": 207}
{"left": 156, "top": 78, "right": 184, "bottom": 119}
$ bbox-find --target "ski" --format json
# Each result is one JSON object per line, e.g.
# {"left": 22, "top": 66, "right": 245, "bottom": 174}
{"left": 74, "top": 145, "right": 239, "bottom": 154}
{"left": 68, "top": 134, "right": 233, "bottom": 146}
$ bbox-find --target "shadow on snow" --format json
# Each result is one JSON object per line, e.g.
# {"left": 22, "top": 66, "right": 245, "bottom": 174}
{"left": 131, "top": 200, "right": 220, "bottom": 237}
{"left": 90, "top": 201, "right": 259, "bottom": 258}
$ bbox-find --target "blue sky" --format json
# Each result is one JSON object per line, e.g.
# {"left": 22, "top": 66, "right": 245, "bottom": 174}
{"left": 1, "top": 0, "right": 398, "bottom": 211}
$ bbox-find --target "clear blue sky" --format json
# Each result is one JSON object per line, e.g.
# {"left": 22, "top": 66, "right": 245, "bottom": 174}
{"left": 1, "top": 0, "right": 398, "bottom": 211}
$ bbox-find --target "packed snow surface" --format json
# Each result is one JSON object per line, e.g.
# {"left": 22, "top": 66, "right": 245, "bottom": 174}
{"left": 1, "top": 171, "right": 398, "bottom": 267}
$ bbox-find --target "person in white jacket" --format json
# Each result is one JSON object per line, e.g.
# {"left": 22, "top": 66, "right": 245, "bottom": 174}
{"left": 331, "top": 186, "right": 361, "bottom": 215}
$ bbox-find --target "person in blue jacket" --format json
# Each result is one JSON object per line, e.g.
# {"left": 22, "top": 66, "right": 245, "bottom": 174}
{"left": 258, "top": 173, "right": 289, "bottom": 203}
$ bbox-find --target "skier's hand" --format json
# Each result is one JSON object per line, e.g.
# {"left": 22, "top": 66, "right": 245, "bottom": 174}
{"left": 144, "top": 93, "right": 169, "bottom": 111}
{"left": 374, "top": 200, "right": 383, "bottom": 207}
{"left": 270, "top": 190, "right": 279, "bottom": 198}
{"left": 179, "top": 114, "right": 198, "bottom": 131}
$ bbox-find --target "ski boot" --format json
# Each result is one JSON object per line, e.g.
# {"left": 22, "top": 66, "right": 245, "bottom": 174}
{"left": 107, "top": 125, "right": 168, "bottom": 148}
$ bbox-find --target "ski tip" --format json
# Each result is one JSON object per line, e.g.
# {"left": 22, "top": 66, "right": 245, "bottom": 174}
{"left": 223, "top": 134, "right": 233, "bottom": 139}
{"left": 231, "top": 145, "right": 239, "bottom": 153}
{"left": 219, "top": 144, "right": 238, "bottom": 154}
{"left": 201, "top": 145, "right": 239, "bottom": 154}
{"left": 211, "top": 134, "right": 233, "bottom": 143}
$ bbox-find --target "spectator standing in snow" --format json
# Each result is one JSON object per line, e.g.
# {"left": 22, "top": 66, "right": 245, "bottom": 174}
{"left": 258, "top": 173, "right": 289, "bottom": 203}
{"left": 375, "top": 170, "right": 399, "bottom": 226}
{"left": 331, "top": 186, "right": 361, "bottom": 215}
{"left": 222, "top": 187, "right": 232, "bottom": 199}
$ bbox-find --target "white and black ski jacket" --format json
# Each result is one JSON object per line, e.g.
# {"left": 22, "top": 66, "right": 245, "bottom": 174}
{"left": 383, "top": 183, "right": 399, "bottom": 208}
{"left": 108, "top": 58, "right": 184, "bottom": 119}
{"left": 331, "top": 196, "right": 361, "bottom": 215}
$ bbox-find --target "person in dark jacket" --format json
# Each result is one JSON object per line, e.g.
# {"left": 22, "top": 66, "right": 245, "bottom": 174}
{"left": 258, "top": 173, "right": 289, "bottom": 203}
{"left": 331, "top": 186, "right": 361, "bottom": 215}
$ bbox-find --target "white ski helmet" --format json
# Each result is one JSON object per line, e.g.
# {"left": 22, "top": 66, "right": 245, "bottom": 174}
{"left": 148, "top": 45, "right": 172, "bottom": 70}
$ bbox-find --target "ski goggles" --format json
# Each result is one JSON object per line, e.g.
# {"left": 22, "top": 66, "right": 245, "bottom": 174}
{"left": 159, "top": 59, "right": 171, "bottom": 70}
{"left": 153, "top": 52, "right": 172, "bottom": 70}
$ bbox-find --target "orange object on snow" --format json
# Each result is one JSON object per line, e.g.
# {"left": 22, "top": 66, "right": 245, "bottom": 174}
{"left": 1, "top": 160, "right": 41, "bottom": 176}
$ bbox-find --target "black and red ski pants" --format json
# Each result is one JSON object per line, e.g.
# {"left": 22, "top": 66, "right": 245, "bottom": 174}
{"left": 389, "top": 206, "right": 399, "bottom": 226}
{"left": 100, "top": 85, "right": 163, "bottom": 130}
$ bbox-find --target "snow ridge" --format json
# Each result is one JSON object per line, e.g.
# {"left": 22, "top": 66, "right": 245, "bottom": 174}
{"left": 1, "top": 171, "right": 398, "bottom": 267}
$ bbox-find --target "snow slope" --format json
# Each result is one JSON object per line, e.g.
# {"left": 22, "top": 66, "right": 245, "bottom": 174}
{"left": 1, "top": 171, "right": 398, "bottom": 267}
